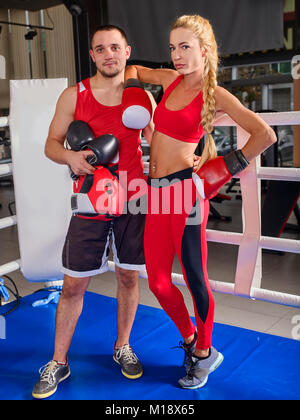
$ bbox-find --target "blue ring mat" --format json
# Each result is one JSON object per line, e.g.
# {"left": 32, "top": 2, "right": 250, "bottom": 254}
{"left": 0, "top": 290, "right": 299, "bottom": 400}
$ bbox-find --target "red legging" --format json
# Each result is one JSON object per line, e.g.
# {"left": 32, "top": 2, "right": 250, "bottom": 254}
{"left": 144, "top": 168, "right": 214, "bottom": 350}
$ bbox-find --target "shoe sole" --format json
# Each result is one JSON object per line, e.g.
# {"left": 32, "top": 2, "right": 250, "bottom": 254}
{"left": 179, "top": 352, "right": 224, "bottom": 390}
{"left": 32, "top": 370, "right": 71, "bottom": 399}
{"left": 113, "top": 355, "right": 143, "bottom": 380}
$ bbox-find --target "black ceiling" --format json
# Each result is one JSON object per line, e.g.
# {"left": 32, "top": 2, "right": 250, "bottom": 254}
{"left": 0, "top": 0, "right": 62, "bottom": 11}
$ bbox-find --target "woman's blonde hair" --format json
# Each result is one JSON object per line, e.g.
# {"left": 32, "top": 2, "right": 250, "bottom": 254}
{"left": 171, "top": 15, "right": 218, "bottom": 170}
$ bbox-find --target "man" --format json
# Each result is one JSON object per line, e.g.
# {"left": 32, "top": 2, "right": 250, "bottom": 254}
{"left": 32, "top": 25, "right": 155, "bottom": 399}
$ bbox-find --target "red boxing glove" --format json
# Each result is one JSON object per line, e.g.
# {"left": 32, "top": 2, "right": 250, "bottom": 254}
{"left": 71, "top": 165, "right": 125, "bottom": 218}
{"left": 122, "top": 78, "right": 153, "bottom": 129}
{"left": 195, "top": 150, "right": 249, "bottom": 200}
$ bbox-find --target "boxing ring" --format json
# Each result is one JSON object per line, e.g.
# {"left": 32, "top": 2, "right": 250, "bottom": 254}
{"left": 0, "top": 79, "right": 300, "bottom": 401}
{"left": 0, "top": 80, "right": 299, "bottom": 307}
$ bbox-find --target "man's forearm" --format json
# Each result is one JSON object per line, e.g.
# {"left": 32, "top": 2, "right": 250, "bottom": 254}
{"left": 45, "top": 137, "right": 71, "bottom": 166}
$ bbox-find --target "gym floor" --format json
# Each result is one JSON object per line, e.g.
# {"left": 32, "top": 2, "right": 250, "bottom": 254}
{"left": 0, "top": 178, "right": 299, "bottom": 341}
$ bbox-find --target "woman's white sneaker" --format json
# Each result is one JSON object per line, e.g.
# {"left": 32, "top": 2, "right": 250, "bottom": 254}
{"left": 178, "top": 347, "right": 223, "bottom": 389}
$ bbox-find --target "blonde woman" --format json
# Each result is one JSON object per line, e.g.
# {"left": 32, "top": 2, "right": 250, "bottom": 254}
{"left": 126, "top": 15, "right": 276, "bottom": 389}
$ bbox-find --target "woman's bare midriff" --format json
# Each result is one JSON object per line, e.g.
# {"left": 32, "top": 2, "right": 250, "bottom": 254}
{"left": 149, "top": 130, "right": 198, "bottom": 178}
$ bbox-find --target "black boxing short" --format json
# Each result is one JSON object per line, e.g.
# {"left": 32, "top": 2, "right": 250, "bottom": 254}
{"left": 61, "top": 198, "right": 146, "bottom": 277}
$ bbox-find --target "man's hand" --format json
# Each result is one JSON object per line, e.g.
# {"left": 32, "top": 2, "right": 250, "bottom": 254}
{"left": 67, "top": 149, "right": 95, "bottom": 177}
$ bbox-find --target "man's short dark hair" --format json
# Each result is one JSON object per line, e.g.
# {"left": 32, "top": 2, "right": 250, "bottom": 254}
{"left": 90, "top": 24, "right": 128, "bottom": 48}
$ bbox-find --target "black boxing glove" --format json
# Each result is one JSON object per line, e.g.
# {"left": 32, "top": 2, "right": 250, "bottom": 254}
{"left": 66, "top": 120, "right": 94, "bottom": 151}
{"left": 81, "top": 134, "right": 119, "bottom": 166}
{"left": 66, "top": 120, "right": 95, "bottom": 180}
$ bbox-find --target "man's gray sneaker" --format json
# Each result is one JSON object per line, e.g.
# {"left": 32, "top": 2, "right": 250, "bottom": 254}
{"left": 113, "top": 344, "right": 143, "bottom": 379}
{"left": 32, "top": 360, "right": 71, "bottom": 399}
{"left": 178, "top": 347, "right": 223, "bottom": 389}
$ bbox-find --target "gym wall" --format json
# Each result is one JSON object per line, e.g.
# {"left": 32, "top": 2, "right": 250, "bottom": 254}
{"left": 0, "top": 4, "right": 76, "bottom": 110}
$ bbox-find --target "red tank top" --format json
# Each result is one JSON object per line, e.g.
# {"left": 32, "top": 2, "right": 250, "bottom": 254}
{"left": 153, "top": 75, "right": 205, "bottom": 143}
{"left": 75, "top": 78, "right": 146, "bottom": 201}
